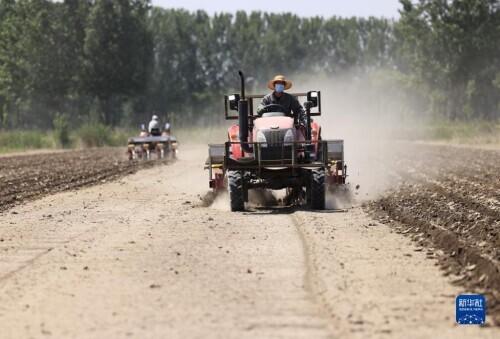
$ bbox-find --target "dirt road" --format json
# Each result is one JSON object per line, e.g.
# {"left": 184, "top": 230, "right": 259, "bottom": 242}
{"left": 0, "top": 145, "right": 498, "bottom": 338}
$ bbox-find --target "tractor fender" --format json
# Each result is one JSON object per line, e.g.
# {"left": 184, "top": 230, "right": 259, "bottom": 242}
{"left": 311, "top": 121, "right": 321, "bottom": 154}
{"left": 228, "top": 125, "right": 243, "bottom": 159}
{"left": 311, "top": 121, "right": 321, "bottom": 142}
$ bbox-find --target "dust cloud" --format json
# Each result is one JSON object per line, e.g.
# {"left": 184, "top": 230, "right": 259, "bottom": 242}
{"left": 292, "top": 70, "right": 423, "bottom": 202}
{"left": 208, "top": 189, "right": 278, "bottom": 210}
{"left": 326, "top": 187, "right": 355, "bottom": 210}
{"left": 210, "top": 191, "right": 231, "bottom": 211}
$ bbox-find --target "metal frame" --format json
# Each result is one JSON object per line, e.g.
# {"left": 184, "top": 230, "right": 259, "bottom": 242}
{"left": 224, "top": 92, "right": 322, "bottom": 120}
{"left": 206, "top": 139, "right": 345, "bottom": 188}
{"left": 223, "top": 141, "right": 328, "bottom": 170}
{"left": 127, "top": 136, "right": 171, "bottom": 145}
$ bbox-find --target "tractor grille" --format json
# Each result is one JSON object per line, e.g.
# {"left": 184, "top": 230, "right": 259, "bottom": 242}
{"left": 263, "top": 129, "right": 287, "bottom": 146}
{"left": 260, "top": 129, "right": 292, "bottom": 161}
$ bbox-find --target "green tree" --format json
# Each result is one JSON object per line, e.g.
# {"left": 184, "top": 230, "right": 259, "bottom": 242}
{"left": 82, "top": 0, "right": 151, "bottom": 125}
{"left": 397, "top": 0, "right": 500, "bottom": 120}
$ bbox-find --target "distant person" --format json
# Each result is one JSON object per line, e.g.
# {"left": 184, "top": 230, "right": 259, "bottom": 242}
{"left": 257, "top": 75, "right": 307, "bottom": 126}
{"left": 162, "top": 123, "right": 171, "bottom": 137}
{"left": 148, "top": 115, "right": 161, "bottom": 136}
{"left": 139, "top": 123, "right": 148, "bottom": 137}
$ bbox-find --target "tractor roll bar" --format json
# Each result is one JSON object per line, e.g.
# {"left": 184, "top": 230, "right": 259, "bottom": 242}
{"left": 225, "top": 92, "right": 322, "bottom": 120}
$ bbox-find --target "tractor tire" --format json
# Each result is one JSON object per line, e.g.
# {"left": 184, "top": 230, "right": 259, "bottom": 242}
{"left": 305, "top": 184, "right": 312, "bottom": 206}
{"left": 228, "top": 170, "right": 245, "bottom": 212}
{"left": 310, "top": 168, "right": 326, "bottom": 210}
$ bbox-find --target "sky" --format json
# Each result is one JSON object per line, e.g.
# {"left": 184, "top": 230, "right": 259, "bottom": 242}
{"left": 152, "top": 0, "right": 402, "bottom": 18}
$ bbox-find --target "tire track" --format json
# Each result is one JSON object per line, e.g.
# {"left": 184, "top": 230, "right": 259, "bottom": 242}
{"left": 291, "top": 212, "right": 339, "bottom": 337}
{"left": 0, "top": 223, "right": 105, "bottom": 286}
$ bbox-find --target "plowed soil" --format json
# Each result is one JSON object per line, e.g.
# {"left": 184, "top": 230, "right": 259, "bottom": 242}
{"left": 0, "top": 148, "right": 166, "bottom": 212}
{"left": 370, "top": 143, "right": 500, "bottom": 323}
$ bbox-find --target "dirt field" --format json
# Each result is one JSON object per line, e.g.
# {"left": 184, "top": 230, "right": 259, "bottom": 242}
{"left": 0, "top": 148, "right": 167, "bottom": 212}
{"left": 370, "top": 143, "right": 500, "bottom": 324}
{"left": 0, "top": 144, "right": 498, "bottom": 338}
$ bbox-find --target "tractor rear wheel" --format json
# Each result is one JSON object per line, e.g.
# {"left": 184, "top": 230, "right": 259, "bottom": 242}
{"left": 310, "top": 168, "right": 326, "bottom": 210}
{"left": 228, "top": 170, "right": 245, "bottom": 211}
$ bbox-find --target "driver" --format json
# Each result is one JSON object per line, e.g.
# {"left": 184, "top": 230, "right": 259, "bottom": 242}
{"left": 148, "top": 115, "right": 161, "bottom": 136}
{"left": 257, "top": 75, "right": 306, "bottom": 126}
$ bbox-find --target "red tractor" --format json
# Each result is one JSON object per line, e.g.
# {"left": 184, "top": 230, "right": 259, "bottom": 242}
{"left": 206, "top": 71, "right": 346, "bottom": 211}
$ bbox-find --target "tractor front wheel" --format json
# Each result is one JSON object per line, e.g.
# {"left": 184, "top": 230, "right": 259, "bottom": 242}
{"left": 228, "top": 170, "right": 245, "bottom": 211}
{"left": 309, "top": 168, "right": 326, "bottom": 210}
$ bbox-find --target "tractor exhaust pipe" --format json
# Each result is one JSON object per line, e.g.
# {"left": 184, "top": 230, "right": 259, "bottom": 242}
{"left": 238, "top": 70, "right": 245, "bottom": 99}
{"left": 238, "top": 71, "right": 252, "bottom": 153}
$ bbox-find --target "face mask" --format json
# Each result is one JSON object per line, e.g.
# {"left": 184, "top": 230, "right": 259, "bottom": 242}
{"left": 275, "top": 83, "right": 285, "bottom": 93}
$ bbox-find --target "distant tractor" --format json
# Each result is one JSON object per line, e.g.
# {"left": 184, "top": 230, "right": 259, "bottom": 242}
{"left": 127, "top": 123, "right": 178, "bottom": 160}
{"left": 206, "top": 71, "right": 346, "bottom": 211}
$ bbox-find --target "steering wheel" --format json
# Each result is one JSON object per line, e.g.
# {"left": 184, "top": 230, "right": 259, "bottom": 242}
{"left": 259, "top": 104, "right": 287, "bottom": 114}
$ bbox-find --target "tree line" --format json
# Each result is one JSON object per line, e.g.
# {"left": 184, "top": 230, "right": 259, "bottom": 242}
{"left": 0, "top": 0, "right": 499, "bottom": 130}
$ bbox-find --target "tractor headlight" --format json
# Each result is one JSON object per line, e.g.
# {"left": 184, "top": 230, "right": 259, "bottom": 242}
{"left": 256, "top": 130, "right": 267, "bottom": 148}
{"left": 283, "top": 129, "right": 294, "bottom": 145}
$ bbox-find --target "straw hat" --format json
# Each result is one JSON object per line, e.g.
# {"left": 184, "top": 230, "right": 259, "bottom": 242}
{"left": 267, "top": 75, "right": 292, "bottom": 91}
